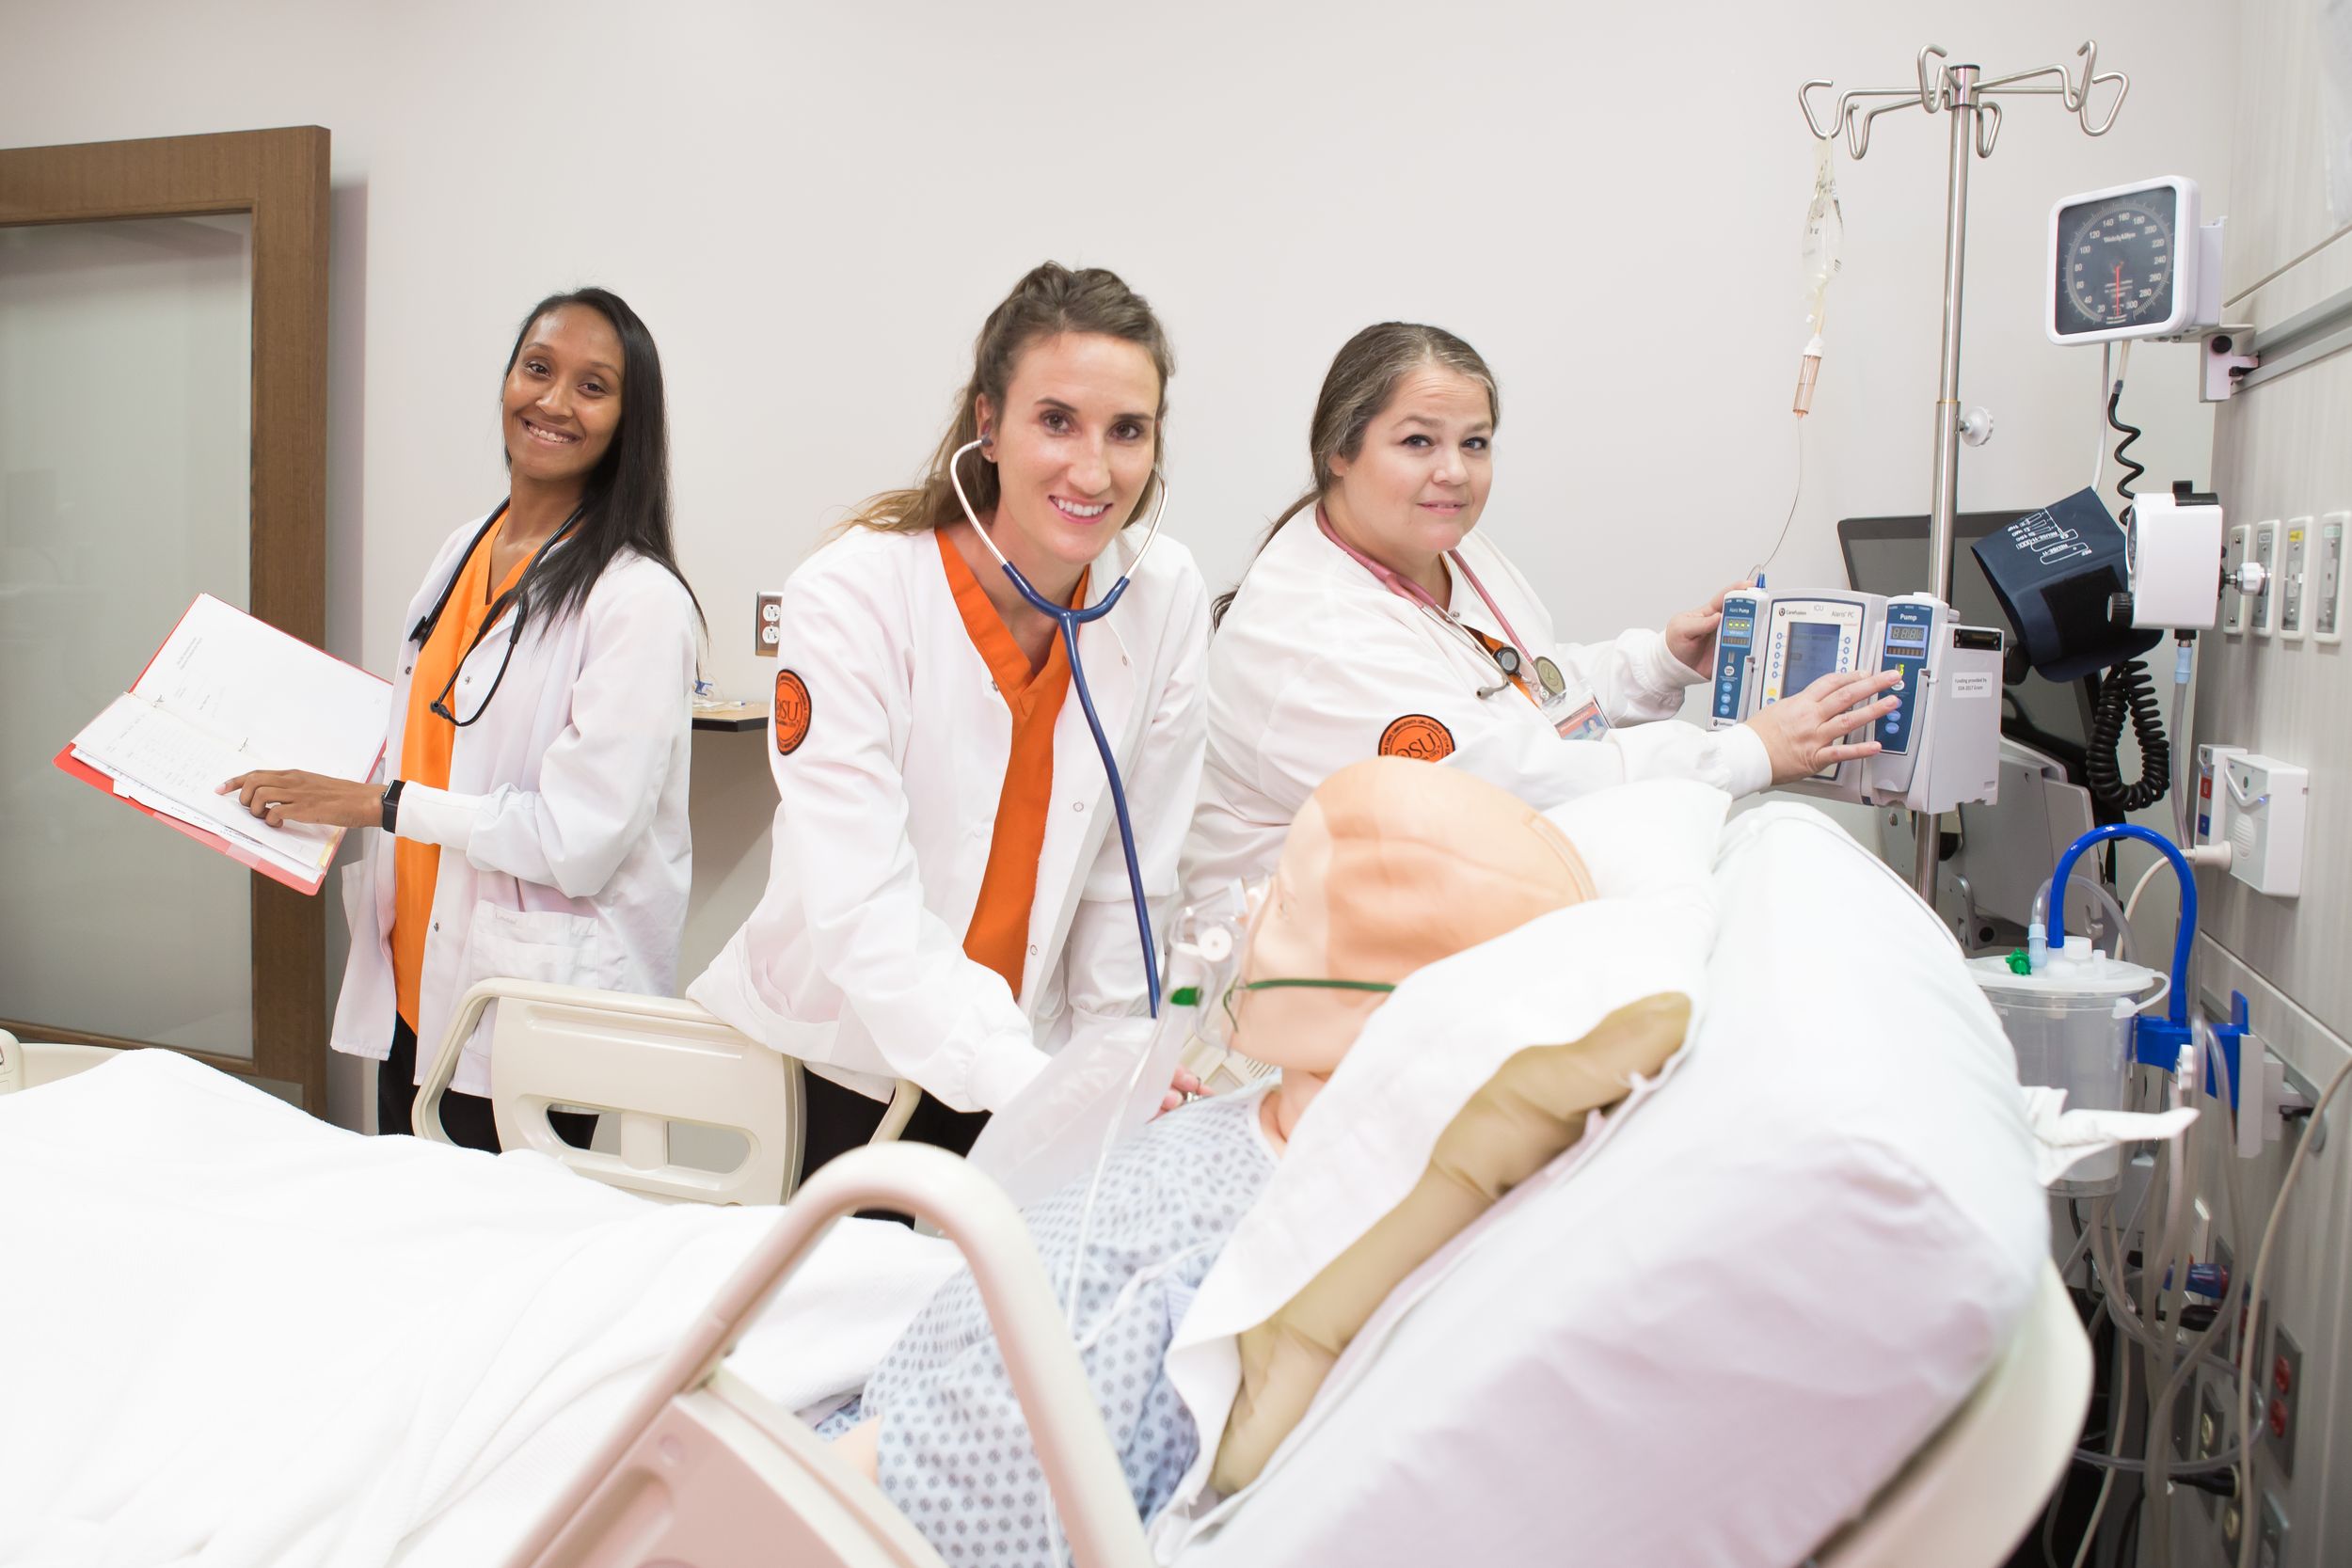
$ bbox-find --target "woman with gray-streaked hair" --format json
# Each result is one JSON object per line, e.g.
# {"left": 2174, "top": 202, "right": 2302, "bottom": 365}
{"left": 1183, "top": 321, "right": 1900, "bottom": 903}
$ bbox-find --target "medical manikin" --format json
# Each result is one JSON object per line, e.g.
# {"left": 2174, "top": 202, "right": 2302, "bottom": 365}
{"left": 820, "top": 756, "right": 1595, "bottom": 1565}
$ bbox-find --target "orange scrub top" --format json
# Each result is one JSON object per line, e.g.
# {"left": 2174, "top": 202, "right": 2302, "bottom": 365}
{"left": 936, "top": 527, "right": 1086, "bottom": 1000}
{"left": 391, "top": 520, "right": 536, "bottom": 1030}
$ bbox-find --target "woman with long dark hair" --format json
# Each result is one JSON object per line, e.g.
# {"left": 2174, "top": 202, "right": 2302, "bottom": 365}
{"left": 226, "top": 287, "right": 704, "bottom": 1150}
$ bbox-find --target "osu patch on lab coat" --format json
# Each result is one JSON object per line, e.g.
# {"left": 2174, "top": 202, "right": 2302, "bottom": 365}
{"left": 773, "top": 670, "right": 813, "bottom": 755}
{"left": 1377, "top": 713, "right": 1454, "bottom": 761}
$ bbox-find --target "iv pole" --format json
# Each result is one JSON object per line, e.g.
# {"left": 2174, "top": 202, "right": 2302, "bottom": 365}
{"left": 1799, "top": 42, "right": 2129, "bottom": 899}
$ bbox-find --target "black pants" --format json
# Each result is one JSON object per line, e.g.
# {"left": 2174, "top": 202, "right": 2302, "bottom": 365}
{"left": 798, "top": 1068, "right": 991, "bottom": 1178}
{"left": 379, "top": 1014, "right": 596, "bottom": 1153}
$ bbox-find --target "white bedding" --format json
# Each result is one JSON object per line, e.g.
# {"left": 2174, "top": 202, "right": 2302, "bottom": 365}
{"left": 0, "top": 1051, "right": 957, "bottom": 1568}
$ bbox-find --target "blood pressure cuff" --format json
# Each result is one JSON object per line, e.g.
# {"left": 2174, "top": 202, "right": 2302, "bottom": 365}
{"left": 1971, "top": 487, "right": 2159, "bottom": 683}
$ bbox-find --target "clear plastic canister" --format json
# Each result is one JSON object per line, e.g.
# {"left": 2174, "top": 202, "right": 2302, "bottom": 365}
{"left": 1969, "top": 941, "right": 2162, "bottom": 1196}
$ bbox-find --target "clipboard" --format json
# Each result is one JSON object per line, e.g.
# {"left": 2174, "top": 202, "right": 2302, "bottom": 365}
{"left": 56, "top": 595, "right": 392, "bottom": 897}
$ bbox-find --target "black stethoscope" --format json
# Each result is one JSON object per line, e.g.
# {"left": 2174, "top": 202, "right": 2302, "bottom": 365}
{"left": 409, "top": 499, "right": 582, "bottom": 727}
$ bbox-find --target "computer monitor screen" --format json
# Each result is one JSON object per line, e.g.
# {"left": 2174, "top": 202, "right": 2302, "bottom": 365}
{"left": 1838, "top": 512, "right": 2095, "bottom": 781}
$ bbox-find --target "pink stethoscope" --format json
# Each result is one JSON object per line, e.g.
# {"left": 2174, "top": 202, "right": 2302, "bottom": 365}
{"left": 1316, "top": 508, "right": 1541, "bottom": 701}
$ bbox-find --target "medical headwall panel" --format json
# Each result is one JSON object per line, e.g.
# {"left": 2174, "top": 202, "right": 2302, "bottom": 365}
{"left": 2170, "top": 2, "right": 2352, "bottom": 1564}
{"left": 0, "top": 214, "right": 255, "bottom": 1058}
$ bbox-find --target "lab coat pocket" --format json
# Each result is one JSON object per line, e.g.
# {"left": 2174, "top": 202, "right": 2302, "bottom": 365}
{"left": 462, "top": 902, "right": 631, "bottom": 996}
{"left": 338, "top": 861, "right": 378, "bottom": 946}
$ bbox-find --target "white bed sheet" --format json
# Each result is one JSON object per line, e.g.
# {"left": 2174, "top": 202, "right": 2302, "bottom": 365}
{"left": 0, "top": 1050, "right": 957, "bottom": 1568}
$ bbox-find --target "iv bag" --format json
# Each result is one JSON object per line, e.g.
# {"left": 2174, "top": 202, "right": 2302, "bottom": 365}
{"left": 1802, "top": 136, "right": 1844, "bottom": 339}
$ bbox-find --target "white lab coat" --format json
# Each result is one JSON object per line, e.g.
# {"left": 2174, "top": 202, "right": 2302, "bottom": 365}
{"left": 1183, "top": 515, "right": 1770, "bottom": 897}
{"left": 688, "top": 524, "right": 1209, "bottom": 1116}
{"left": 332, "top": 516, "right": 700, "bottom": 1097}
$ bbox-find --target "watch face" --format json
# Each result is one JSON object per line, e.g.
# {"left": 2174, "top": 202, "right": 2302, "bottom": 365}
{"left": 2054, "top": 188, "right": 2180, "bottom": 337}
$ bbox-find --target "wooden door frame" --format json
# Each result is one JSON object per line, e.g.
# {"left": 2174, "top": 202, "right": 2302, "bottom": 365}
{"left": 1, "top": 127, "right": 332, "bottom": 1112}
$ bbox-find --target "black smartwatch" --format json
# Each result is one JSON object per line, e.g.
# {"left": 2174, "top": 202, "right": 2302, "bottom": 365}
{"left": 380, "top": 778, "right": 405, "bottom": 834}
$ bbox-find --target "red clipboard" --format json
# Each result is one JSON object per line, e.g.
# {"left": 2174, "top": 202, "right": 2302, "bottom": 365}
{"left": 54, "top": 595, "right": 390, "bottom": 897}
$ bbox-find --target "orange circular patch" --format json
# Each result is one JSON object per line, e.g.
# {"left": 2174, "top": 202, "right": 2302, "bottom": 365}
{"left": 773, "top": 671, "right": 812, "bottom": 755}
{"left": 1377, "top": 713, "right": 1454, "bottom": 761}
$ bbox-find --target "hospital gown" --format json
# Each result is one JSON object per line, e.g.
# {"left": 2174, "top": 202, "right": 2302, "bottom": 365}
{"left": 818, "top": 1085, "right": 1278, "bottom": 1565}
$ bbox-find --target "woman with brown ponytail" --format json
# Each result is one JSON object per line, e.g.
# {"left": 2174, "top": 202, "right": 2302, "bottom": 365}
{"left": 689, "top": 263, "right": 1208, "bottom": 1172}
{"left": 1185, "top": 321, "right": 1900, "bottom": 901}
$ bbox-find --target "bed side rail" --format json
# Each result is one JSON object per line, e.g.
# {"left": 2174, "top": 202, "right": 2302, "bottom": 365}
{"left": 415, "top": 978, "right": 919, "bottom": 1203}
{"left": 506, "top": 1140, "right": 1154, "bottom": 1568}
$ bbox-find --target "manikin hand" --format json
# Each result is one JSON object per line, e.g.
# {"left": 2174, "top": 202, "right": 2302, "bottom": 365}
{"left": 1743, "top": 667, "right": 1903, "bottom": 784}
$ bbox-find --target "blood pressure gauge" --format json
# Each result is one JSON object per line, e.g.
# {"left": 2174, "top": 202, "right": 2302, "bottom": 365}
{"left": 2045, "top": 177, "right": 2212, "bottom": 344}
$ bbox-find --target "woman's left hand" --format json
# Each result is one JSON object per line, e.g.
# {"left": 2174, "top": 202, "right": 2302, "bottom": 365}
{"left": 218, "top": 769, "right": 381, "bottom": 830}
{"left": 1665, "top": 583, "right": 1751, "bottom": 674}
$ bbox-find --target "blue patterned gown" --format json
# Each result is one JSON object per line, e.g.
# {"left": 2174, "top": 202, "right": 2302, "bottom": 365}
{"left": 818, "top": 1085, "right": 1278, "bottom": 1566}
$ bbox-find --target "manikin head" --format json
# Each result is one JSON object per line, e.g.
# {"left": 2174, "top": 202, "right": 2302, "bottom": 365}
{"left": 1232, "top": 759, "right": 1595, "bottom": 1127}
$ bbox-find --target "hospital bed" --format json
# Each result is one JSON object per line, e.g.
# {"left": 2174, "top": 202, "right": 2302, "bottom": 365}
{"left": 499, "top": 1133, "right": 2090, "bottom": 1568}
{"left": 0, "top": 1028, "right": 2088, "bottom": 1568}
{"left": 0, "top": 799, "right": 2097, "bottom": 1568}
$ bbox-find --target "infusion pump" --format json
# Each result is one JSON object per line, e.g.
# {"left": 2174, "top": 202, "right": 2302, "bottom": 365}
{"left": 1708, "top": 589, "right": 2007, "bottom": 813}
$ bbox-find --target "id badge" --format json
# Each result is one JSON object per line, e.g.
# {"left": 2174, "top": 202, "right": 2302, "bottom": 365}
{"left": 1535, "top": 655, "right": 1611, "bottom": 740}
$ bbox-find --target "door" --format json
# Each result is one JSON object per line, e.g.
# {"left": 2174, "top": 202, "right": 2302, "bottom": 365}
{"left": 0, "top": 128, "right": 331, "bottom": 1109}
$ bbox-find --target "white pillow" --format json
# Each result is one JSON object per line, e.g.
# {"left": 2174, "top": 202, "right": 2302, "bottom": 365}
{"left": 1162, "top": 800, "right": 2048, "bottom": 1568}
{"left": 1542, "top": 777, "right": 1731, "bottom": 897}
{"left": 1155, "top": 782, "right": 1729, "bottom": 1544}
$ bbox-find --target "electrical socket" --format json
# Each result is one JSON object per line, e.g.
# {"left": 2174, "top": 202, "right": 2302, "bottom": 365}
{"left": 2198, "top": 1384, "right": 2228, "bottom": 1518}
{"left": 2269, "top": 1323, "right": 2301, "bottom": 1479}
{"left": 753, "top": 591, "right": 783, "bottom": 657}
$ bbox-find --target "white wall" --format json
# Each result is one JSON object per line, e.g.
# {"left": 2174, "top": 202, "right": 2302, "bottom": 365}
{"left": 1, "top": 0, "right": 2235, "bottom": 1126}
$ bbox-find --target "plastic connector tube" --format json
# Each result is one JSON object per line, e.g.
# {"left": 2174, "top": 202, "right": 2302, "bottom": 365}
{"left": 2051, "top": 825, "right": 2196, "bottom": 1031}
{"left": 2026, "top": 873, "right": 2136, "bottom": 971}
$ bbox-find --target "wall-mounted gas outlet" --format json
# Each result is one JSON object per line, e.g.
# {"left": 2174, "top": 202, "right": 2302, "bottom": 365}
{"left": 2223, "top": 522, "right": 2250, "bottom": 633}
{"left": 2279, "top": 518, "right": 2310, "bottom": 640}
{"left": 753, "top": 591, "right": 783, "bottom": 657}
{"left": 2318, "top": 513, "right": 2347, "bottom": 643}
{"left": 2251, "top": 520, "right": 2280, "bottom": 635}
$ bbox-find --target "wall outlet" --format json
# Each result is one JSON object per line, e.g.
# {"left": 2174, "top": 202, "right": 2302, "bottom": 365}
{"left": 2198, "top": 1383, "right": 2228, "bottom": 1518}
{"left": 2268, "top": 1323, "right": 2301, "bottom": 1479}
{"left": 753, "top": 591, "right": 783, "bottom": 657}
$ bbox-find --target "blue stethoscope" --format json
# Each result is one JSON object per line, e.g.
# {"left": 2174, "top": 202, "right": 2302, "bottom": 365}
{"left": 947, "top": 436, "right": 1170, "bottom": 1017}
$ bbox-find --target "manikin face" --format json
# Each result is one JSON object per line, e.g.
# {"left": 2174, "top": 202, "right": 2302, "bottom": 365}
{"left": 501, "top": 305, "right": 625, "bottom": 486}
{"left": 974, "top": 331, "right": 1162, "bottom": 577}
{"left": 1228, "top": 797, "right": 1389, "bottom": 1078}
{"left": 1324, "top": 365, "right": 1495, "bottom": 566}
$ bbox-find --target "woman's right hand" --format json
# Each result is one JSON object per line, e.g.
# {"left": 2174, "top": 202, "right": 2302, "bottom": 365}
{"left": 1743, "top": 667, "right": 1903, "bottom": 784}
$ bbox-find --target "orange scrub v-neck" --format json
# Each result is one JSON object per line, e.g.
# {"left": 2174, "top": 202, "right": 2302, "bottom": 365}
{"left": 390, "top": 521, "right": 535, "bottom": 1030}
{"left": 937, "top": 527, "right": 1087, "bottom": 1001}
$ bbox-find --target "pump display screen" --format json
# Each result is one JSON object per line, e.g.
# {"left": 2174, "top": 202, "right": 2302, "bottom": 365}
{"left": 1781, "top": 621, "right": 1845, "bottom": 694}
{"left": 1885, "top": 626, "right": 1930, "bottom": 653}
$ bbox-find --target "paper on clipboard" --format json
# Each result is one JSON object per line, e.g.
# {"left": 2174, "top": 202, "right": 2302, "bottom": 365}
{"left": 57, "top": 594, "right": 392, "bottom": 895}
